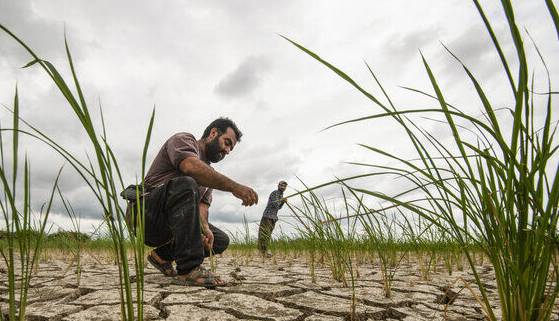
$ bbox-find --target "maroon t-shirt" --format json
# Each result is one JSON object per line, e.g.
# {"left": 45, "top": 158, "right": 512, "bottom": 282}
{"left": 144, "top": 132, "right": 213, "bottom": 206}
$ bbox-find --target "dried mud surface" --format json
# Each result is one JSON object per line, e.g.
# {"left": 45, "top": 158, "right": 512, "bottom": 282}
{"left": 1, "top": 253, "right": 558, "bottom": 321}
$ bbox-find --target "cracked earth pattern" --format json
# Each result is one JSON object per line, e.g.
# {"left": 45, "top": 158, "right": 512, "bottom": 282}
{"left": 1, "top": 252, "right": 558, "bottom": 321}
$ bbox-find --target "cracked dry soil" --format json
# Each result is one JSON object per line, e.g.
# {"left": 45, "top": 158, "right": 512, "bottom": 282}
{"left": 1, "top": 253, "right": 558, "bottom": 321}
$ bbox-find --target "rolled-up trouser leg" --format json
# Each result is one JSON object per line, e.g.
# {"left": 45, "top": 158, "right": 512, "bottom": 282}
{"left": 153, "top": 241, "right": 174, "bottom": 262}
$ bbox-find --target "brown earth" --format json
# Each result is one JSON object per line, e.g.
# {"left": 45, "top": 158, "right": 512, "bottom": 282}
{"left": 0, "top": 251, "right": 558, "bottom": 321}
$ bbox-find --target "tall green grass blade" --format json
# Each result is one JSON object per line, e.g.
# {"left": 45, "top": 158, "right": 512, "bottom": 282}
{"left": 545, "top": 0, "right": 559, "bottom": 40}
{"left": 11, "top": 87, "right": 18, "bottom": 198}
{"left": 472, "top": 0, "right": 516, "bottom": 95}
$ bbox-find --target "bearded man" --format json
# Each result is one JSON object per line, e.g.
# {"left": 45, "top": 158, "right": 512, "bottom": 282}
{"left": 134, "top": 117, "right": 258, "bottom": 287}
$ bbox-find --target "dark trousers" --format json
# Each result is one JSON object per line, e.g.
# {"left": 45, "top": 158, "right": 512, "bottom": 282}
{"left": 141, "top": 176, "right": 229, "bottom": 275}
{"left": 257, "top": 217, "right": 277, "bottom": 253}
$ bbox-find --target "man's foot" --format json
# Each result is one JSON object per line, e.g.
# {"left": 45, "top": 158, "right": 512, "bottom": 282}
{"left": 172, "top": 266, "right": 226, "bottom": 289}
{"left": 260, "top": 250, "right": 273, "bottom": 258}
{"left": 147, "top": 251, "right": 176, "bottom": 277}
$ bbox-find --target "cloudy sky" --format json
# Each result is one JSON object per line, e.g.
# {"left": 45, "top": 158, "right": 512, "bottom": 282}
{"left": 0, "top": 1, "right": 558, "bottom": 238}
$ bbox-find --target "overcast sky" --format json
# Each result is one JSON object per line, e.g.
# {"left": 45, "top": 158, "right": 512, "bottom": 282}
{"left": 0, "top": 0, "right": 558, "bottom": 238}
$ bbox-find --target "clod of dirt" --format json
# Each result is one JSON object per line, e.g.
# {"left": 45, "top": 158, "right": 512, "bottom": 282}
{"left": 435, "top": 287, "right": 459, "bottom": 304}
{"left": 234, "top": 267, "right": 241, "bottom": 272}
{"left": 229, "top": 271, "right": 246, "bottom": 281}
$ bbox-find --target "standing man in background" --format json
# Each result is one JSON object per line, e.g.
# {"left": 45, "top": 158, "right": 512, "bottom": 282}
{"left": 258, "top": 180, "right": 287, "bottom": 257}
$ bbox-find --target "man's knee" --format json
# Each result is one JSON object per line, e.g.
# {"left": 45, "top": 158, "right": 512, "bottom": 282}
{"left": 167, "top": 176, "right": 199, "bottom": 201}
{"left": 172, "top": 176, "right": 198, "bottom": 190}
{"left": 214, "top": 231, "right": 230, "bottom": 254}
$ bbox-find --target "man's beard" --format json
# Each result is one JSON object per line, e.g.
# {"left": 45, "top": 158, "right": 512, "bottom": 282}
{"left": 206, "top": 136, "right": 223, "bottom": 163}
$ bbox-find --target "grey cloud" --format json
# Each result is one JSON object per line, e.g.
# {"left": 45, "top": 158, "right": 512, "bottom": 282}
{"left": 208, "top": 208, "right": 243, "bottom": 224}
{"left": 0, "top": 1, "right": 74, "bottom": 63}
{"left": 221, "top": 142, "right": 302, "bottom": 188}
{"left": 442, "top": 25, "right": 505, "bottom": 80}
{"left": 1, "top": 133, "right": 139, "bottom": 222}
{"left": 214, "top": 56, "right": 270, "bottom": 98}
{"left": 382, "top": 27, "right": 439, "bottom": 64}
{"left": 1, "top": 0, "right": 556, "bottom": 236}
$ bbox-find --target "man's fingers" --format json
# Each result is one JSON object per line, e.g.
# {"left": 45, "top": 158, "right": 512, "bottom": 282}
{"left": 201, "top": 233, "right": 213, "bottom": 250}
{"left": 235, "top": 186, "right": 258, "bottom": 206}
{"left": 248, "top": 189, "right": 258, "bottom": 205}
{"left": 241, "top": 190, "right": 258, "bottom": 206}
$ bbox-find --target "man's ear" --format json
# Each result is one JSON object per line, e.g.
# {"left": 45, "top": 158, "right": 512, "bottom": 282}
{"left": 209, "top": 127, "right": 219, "bottom": 140}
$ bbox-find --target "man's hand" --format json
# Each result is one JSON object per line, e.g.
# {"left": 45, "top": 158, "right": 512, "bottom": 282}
{"left": 232, "top": 184, "right": 258, "bottom": 206}
{"left": 202, "top": 226, "right": 214, "bottom": 251}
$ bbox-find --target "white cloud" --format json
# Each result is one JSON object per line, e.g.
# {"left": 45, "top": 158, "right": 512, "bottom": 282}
{"left": 0, "top": 0, "right": 557, "bottom": 238}
{"left": 215, "top": 56, "right": 271, "bottom": 98}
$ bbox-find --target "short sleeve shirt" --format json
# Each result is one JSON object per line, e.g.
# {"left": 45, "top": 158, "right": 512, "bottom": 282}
{"left": 144, "top": 132, "right": 213, "bottom": 205}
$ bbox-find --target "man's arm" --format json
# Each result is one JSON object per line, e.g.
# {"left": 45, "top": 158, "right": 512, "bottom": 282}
{"left": 180, "top": 156, "right": 258, "bottom": 206}
{"left": 278, "top": 197, "right": 286, "bottom": 209}
{"left": 199, "top": 202, "right": 213, "bottom": 250}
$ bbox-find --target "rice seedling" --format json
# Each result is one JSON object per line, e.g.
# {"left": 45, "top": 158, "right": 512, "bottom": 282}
{"left": 415, "top": 221, "right": 441, "bottom": 281}
{"left": 55, "top": 187, "right": 86, "bottom": 286}
{"left": 287, "top": 185, "right": 360, "bottom": 320}
{"left": 283, "top": 1, "right": 559, "bottom": 320}
{"left": 358, "top": 209, "right": 408, "bottom": 298}
{"left": 0, "top": 89, "right": 61, "bottom": 321}
{"left": 288, "top": 187, "right": 346, "bottom": 284}
{"left": 0, "top": 24, "right": 155, "bottom": 320}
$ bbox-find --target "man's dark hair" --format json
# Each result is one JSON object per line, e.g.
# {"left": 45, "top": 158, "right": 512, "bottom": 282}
{"left": 202, "top": 117, "right": 243, "bottom": 142}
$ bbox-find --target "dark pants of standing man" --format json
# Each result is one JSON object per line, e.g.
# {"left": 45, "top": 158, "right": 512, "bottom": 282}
{"left": 139, "top": 176, "right": 229, "bottom": 275}
{"left": 258, "top": 217, "right": 277, "bottom": 253}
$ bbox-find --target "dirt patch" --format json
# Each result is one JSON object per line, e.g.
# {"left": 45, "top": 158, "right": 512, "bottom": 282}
{"left": 1, "top": 253, "right": 558, "bottom": 320}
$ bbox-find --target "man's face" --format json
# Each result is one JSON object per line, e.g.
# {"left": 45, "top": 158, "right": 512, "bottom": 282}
{"left": 278, "top": 182, "right": 287, "bottom": 192}
{"left": 205, "top": 127, "right": 238, "bottom": 163}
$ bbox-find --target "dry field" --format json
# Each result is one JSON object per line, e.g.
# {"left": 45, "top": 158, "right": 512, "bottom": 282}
{"left": 3, "top": 251, "right": 557, "bottom": 321}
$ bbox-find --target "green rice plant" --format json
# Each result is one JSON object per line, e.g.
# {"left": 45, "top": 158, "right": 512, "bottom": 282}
{"left": 287, "top": 185, "right": 359, "bottom": 320}
{"left": 440, "top": 241, "right": 453, "bottom": 276}
{"left": 338, "top": 185, "right": 413, "bottom": 298}
{"left": 415, "top": 220, "right": 441, "bottom": 280}
{"left": 0, "top": 89, "right": 61, "bottom": 321}
{"left": 284, "top": 1, "right": 559, "bottom": 319}
{"left": 288, "top": 187, "right": 348, "bottom": 284}
{"left": 0, "top": 25, "right": 155, "bottom": 320}
{"left": 359, "top": 209, "right": 408, "bottom": 298}
{"left": 452, "top": 248, "right": 464, "bottom": 272}
{"left": 55, "top": 187, "right": 86, "bottom": 286}
{"left": 226, "top": 214, "right": 258, "bottom": 264}
{"left": 302, "top": 232, "right": 319, "bottom": 283}
{"left": 242, "top": 213, "right": 253, "bottom": 246}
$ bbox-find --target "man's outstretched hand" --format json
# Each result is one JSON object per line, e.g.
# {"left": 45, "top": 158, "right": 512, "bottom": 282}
{"left": 232, "top": 184, "right": 258, "bottom": 206}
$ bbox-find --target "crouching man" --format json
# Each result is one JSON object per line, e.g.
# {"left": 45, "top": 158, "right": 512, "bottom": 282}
{"left": 131, "top": 117, "right": 258, "bottom": 287}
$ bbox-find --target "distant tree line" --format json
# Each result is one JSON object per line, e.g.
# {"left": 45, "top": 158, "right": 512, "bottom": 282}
{"left": 0, "top": 230, "right": 90, "bottom": 241}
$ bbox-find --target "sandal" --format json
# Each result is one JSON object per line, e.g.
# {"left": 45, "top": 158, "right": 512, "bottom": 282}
{"left": 172, "top": 266, "right": 225, "bottom": 289}
{"left": 147, "top": 252, "right": 176, "bottom": 277}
